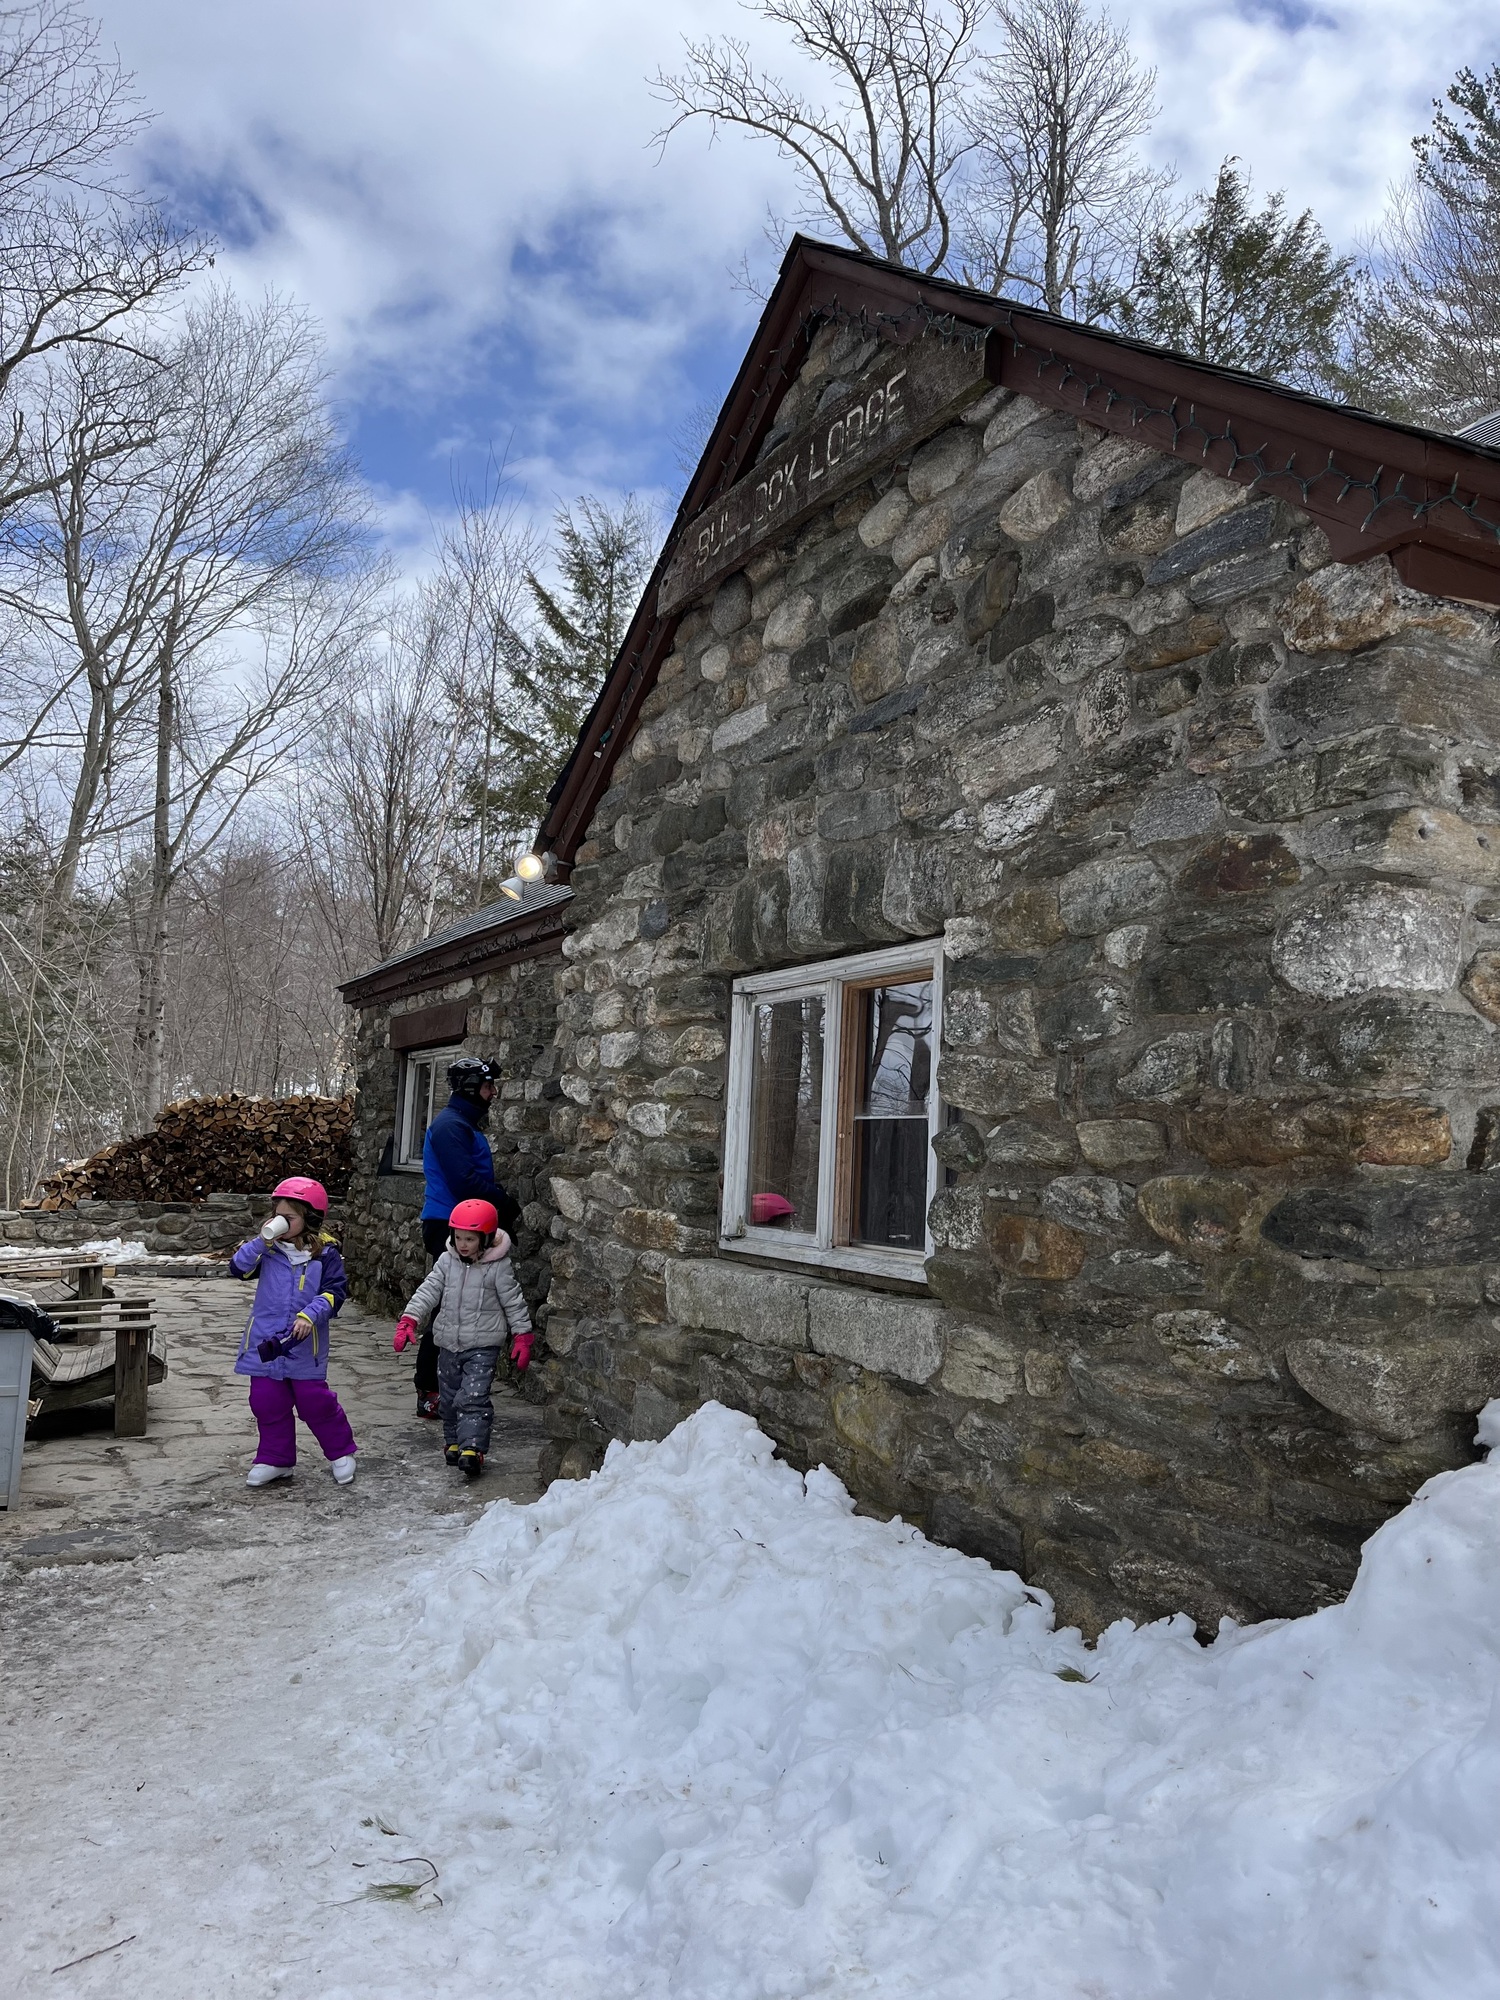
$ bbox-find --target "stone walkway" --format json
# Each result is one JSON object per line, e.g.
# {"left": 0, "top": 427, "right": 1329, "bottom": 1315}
{"left": 1, "top": 1276, "right": 548, "bottom": 1568}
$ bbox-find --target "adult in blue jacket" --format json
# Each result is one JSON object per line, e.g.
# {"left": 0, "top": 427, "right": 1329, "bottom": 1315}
{"left": 413, "top": 1056, "right": 522, "bottom": 1415}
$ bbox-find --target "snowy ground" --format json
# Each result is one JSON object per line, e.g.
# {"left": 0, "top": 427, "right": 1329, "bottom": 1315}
{"left": 0, "top": 1276, "right": 545, "bottom": 1993}
{"left": 6, "top": 1385, "right": 1499, "bottom": 1999}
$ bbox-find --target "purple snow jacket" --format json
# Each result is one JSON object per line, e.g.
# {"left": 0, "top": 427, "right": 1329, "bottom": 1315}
{"left": 229, "top": 1234, "right": 348, "bottom": 1381}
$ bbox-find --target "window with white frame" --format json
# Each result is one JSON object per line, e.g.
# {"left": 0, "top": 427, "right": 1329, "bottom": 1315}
{"left": 394, "top": 1049, "right": 446, "bottom": 1169}
{"left": 721, "top": 942, "right": 943, "bottom": 1280}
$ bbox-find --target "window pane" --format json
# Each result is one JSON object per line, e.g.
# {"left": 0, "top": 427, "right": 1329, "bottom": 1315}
{"left": 747, "top": 996, "right": 824, "bottom": 1234}
{"left": 405, "top": 1059, "right": 435, "bottom": 1162}
{"left": 852, "top": 981, "right": 932, "bottom": 1250}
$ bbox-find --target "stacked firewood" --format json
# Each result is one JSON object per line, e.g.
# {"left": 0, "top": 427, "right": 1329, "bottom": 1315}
{"left": 37, "top": 1093, "right": 355, "bottom": 1207}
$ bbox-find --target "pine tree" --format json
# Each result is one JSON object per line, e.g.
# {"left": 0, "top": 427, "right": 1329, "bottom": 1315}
{"left": 1103, "top": 159, "right": 1356, "bottom": 394}
{"left": 466, "top": 496, "right": 657, "bottom": 855}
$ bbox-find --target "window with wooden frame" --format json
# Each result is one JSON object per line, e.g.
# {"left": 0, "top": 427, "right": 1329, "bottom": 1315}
{"left": 720, "top": 943, "right": 943, "bottom": 1281}
{"left": 394, "top": 1049, "right": 446, "bottom": 1170}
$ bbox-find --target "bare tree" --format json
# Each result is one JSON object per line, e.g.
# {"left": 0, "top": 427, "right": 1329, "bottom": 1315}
{"left": 7, "top": 289, "right": 370, "bottom": 905}
{"left": 0, "top": 825, "right": 121, "bottom": 1203}
{"left": 0, "top": 2, "right": 205, "bottom": 516}
{"left": 0, "top": 288, "right": 375, "bottom": 1114}
{"left": 167, "top": 837, "right": 354, "bottom": 1098}
{"left": 959, "top": 0, "right": 1168, "bottom": 315}
{"left": 1365, "top": 64, "right": 1500, "bottom": 428}
{"left": 653, "top": 0, "right": 985, "bottom": 273}
{"left": 432, "top": 470, "right": 545, "bottom": 910}
{"left": 300, "top": 600, "right": 460, "bottom": 967}
{"left": 123, "top": 576, "right": 374, "bottom": 1120}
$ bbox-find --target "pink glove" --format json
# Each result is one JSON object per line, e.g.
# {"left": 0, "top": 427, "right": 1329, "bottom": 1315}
{"left": 393, "top": 1315, "right": 418, "bottom": 1353}
{"left": 510, "top": 1331, "right": 534, "bottom": 1373}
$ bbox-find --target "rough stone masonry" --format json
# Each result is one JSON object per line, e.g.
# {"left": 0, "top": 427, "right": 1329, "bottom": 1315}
{"left": 342, "top": 952, "right": 563, "bottom": 1325}
{"left": 521, "top": 310, "right": 1500, "bottom": 1637}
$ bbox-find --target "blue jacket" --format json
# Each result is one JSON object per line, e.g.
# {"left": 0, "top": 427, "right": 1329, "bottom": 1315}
{"left": 422, "top": 1093, "right": 500, "bottom": 1222}
{"left": 229, "top": 1235, "right": 348, "bottom": 1380}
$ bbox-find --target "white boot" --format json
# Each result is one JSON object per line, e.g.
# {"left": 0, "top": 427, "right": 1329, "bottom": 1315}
{"left": 246, "top": 1462, "right": 294, "bottom": 1487}
{"left": 330, "top": 1455, "right": 356, "bottom": 1486}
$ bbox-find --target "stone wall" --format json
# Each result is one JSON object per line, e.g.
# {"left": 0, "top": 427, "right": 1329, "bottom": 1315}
{"left": 342, "top": 950, "right": 563, "bottom": 1324}
{"left": 0, "top": 1193, "right": 306, "bottom": 1256}
{"left": 537, "top": 317, "right": 1500, "bottom": 1635}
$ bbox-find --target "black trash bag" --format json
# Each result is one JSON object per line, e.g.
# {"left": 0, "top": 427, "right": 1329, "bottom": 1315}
{"left": 0, "top": 1293, "right": 59, "bottom": 1344}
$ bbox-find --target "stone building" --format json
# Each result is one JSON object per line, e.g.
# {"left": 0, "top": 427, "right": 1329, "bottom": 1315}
{"left": 341, "top": 238, "right": 1500, "bottom": 1634}
{"left": 338, "top": 886, "right": 571, "bottom": 1319}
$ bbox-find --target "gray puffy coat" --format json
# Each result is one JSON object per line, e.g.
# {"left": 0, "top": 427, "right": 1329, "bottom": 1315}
{"left": 403, "top": 1232, "right": 532, "bottom": 1354}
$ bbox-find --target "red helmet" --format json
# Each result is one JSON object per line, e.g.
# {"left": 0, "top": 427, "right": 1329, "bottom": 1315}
{"left": 272, "top": 1175, "right": 328, "bottom": 1214}
{"left": 449, "top": 1199, "right": 499, "bottom": 1235}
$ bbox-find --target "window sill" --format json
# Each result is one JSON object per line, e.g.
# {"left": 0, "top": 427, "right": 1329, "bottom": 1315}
{"left": 718, "top": 1234, "right": 930, "bottom": 1287}
{"left": 390, "top": 1162, "right": 424, "bottom": 1176}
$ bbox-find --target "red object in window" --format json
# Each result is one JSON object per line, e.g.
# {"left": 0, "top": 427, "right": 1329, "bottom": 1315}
{"left": 751, "top": 1192, "right": 796, "bottom": 1226}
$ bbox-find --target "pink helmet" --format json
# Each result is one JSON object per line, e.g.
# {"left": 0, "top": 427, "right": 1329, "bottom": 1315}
{"left": 751, "top": 1192, "right": 796, "bottom": 1225}
{"left": 272, "top": 1175, "right": 328, "bottom": 1214}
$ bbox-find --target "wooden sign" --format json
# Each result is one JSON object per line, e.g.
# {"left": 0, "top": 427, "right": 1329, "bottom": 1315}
{"left": 659, "top": 328, "right": 999, "bottom": 617}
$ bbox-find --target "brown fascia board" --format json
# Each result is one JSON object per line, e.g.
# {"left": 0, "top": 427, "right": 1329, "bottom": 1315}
{"left": 539, "top": 237, "right": 1500, "bottom": 870}
{"left": 338, "top": 903, "right": 569, "bottom": 1009}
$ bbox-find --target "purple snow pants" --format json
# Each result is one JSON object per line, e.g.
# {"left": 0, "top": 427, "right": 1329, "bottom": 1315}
{"left": 248, "top": 1376, "right": 357, "bottom": 1466}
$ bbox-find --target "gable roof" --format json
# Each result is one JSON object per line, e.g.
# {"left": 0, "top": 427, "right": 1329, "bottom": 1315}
{"left": 537, "top": 236, "right": 1500, "bottom": 873}
{"left": 339, "top": 882, "right": 572, "bottom": 1006}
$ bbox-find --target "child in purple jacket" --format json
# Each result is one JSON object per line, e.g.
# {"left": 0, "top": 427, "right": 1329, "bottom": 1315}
{"left": 229, "top": 1175, "right": 355, "bottom": 1488}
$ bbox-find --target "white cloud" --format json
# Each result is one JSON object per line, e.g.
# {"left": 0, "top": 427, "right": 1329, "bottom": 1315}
{"left": 106, "top": 0, "right": 790, "bottom": 393}
{"left": 1134, "top": 0, "right": 1500, "bottom": 239}
{"left": 88, "top": 0, "right": 1500, "bottom": 566}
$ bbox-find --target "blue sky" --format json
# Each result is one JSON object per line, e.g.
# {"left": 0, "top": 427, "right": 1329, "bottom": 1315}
{"left": 94, "top": 0, "right": 1500, "bottom": 575}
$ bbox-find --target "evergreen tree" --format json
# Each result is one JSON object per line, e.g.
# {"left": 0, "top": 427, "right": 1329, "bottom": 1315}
{"left": 1103, "top": 159, "right": 1356, "bottom": 394}
{"left": 465, "top": 495, "right": 657, "bottom": 857}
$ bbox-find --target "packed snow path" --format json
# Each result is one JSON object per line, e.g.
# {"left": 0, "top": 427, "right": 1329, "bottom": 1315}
{"left": 0, "top": 1276, "right": 545, "bottom": 1994}
{"left": 5, "top": 1371, "right": 1498, "bottom": 1994}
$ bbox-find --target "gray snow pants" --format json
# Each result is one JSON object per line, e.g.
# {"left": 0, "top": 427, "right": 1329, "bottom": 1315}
{"left": 438, "top": 1345, "right": 502, "bottom": 1453}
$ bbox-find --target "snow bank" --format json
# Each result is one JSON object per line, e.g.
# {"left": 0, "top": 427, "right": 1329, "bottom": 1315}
{"left": 0, "top": 1235, "right": 149, "bottom": 1261}
{"left": 78, "top": 1236, "right": 151, "bottom": 1261}
{"left": 385, "top": 1403, "right": 1500, "bottom": 1998}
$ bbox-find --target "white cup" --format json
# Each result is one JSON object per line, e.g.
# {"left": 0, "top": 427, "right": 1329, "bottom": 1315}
{"left": 260, "top": 1215, "right": 291, "bottom": 1242}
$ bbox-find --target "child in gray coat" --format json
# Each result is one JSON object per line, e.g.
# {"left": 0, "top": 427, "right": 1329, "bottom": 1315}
{"left": 393, "top": 1198, "right": 533, "bottom": 1477}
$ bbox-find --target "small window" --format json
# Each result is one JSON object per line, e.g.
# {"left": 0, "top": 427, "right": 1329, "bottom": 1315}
{"left": 722, "top": 942, "right": 943, "bottom": 1280}
{"left": 395, "top": 1049, "right": 445, "bottom": 1169}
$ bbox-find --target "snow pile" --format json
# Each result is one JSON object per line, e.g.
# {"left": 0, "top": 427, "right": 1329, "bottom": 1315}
{"left": 385, "top": 1402, "right": 1500, "bottom": 1998}
{"left": 79, "top": 1236, "right": 151, "bottom": 1261}
{"left": 0, "top": 1235, "right": 149, "bottom": 1261}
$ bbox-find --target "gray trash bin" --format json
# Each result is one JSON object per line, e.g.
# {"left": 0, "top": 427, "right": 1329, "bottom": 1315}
{"left": 0, "top": 1318, "right": 36, "bottom": 1509}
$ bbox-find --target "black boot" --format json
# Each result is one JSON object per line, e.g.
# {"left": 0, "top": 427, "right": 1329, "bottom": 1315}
{"left": 444, "top": 1443, "right": 462, "bottom": 1468}
{"left": 459, "top": 1448, "right": 485, "bottom": 1480}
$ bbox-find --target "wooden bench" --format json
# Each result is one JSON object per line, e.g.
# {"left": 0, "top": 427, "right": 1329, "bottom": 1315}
{"left": 0, "top": 1252, "right": 108, "bottom": 1298}
{"left": 24, "top": 1295, "right": 167, "bottom": 1436}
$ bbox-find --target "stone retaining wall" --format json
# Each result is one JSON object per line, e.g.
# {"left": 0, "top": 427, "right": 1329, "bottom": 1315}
{"left": 535, "top": 317, "right": 1500, "bottom": 1636}
{"left": 0, "top": 1193, "right": 318, "bottom": 1257}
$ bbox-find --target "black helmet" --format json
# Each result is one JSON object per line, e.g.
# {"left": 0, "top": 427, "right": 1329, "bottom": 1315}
{"left": 446, "top": 1056, "right": 498, "bottom": 1101}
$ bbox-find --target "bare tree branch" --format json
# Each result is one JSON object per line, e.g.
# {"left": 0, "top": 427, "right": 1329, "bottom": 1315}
{"left": 959, "top": 0, "right": 1170, "bottom": 315}
{"left": 652, "top": 0, "right": 985, "bottom": 273}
